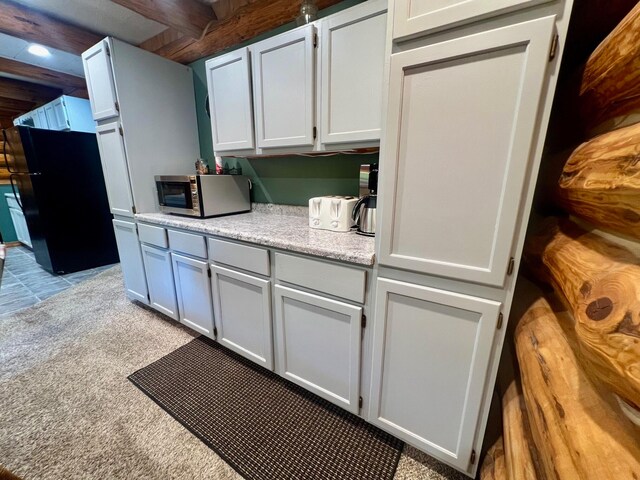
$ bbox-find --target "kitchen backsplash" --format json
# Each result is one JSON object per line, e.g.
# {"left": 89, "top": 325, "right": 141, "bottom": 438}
{"left": 189, "top": 0, "right": 375, "bottom": 206}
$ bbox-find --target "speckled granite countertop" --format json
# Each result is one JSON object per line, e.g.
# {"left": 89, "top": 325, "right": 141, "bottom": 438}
{"left": 135, "top": 205, "right": 375, "bottom": 266}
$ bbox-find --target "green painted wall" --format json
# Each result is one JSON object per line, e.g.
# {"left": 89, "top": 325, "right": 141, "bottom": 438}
{"left": 189, "top": 0, "right": 377, "bottom": 206}
{"left": 0, "top": 185, "right": 18, "bottom": 243}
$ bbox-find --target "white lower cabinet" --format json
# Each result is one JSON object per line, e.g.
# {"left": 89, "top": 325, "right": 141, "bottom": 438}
{"left": 171, "top": 253, "right": 215, "bottom": 338}
{"left": 141, "top": 244, "right": 179, "bottom": 320}
{"left": 9, "top": 207, "right": 32, "bottom": 248}
{"left": 211, "top": 264, "right": 273, "bottom": 369}
{"left": 112, "top": 219, "right": 149, "bottom": 304}
{"left": 274, "top": 284, "right": 362, "bottom": 414}
{"left": 369, "top": 278, "right": 502, "bottom": 472}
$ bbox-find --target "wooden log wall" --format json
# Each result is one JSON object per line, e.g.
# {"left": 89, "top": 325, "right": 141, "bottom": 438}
{"left": 482, "top": 2, "right": 640, "bottom": 476}
{"left": 524, "top": 218, "right": 640, "bottom": 408}
{"left": 579, "top": 3, "right": 640, "bottom": 132}
{"left": 557, "top": 122, "right": 640, "bottom": 239}
{"left": 515, "top": 296, "right": 640, "bottom": 479}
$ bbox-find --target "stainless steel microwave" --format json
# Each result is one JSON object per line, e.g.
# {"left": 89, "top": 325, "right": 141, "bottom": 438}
{"left": 155, "top": 175, "right": 251, "bottom": 218}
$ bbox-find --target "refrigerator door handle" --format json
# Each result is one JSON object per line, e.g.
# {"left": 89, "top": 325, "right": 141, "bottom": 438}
{"left": 9, "top": 173, "right": 24, "bottom": 211}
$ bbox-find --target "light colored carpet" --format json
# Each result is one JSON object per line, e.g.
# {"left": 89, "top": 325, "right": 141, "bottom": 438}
{"left": 0, "top": 266, "right": 466, "bottom": 480}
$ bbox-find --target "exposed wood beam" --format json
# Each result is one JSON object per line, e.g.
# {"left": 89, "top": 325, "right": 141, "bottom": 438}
{"left": 141, "top": 0, "right": 343, "bottom": 64}
{"left": 0, "top": 57, "right": 86, "bottom": 93}
{"left": 111, "top": 0, "right": 216, "bottom": 39}
{"left": 68, "top": 87, "right": 89, "bottom": 99}
{"left": 0, "top": 77, "right": 61, "bottom": 104}
{"left": 0, "top": 0, "right": 102, "bottom": 55}
{"left": 138, "top": 28, "right": 185, "bottom": 52}
{"left": 0, "top": 109, "right": 22, "bottom": 119}
{"left": 0, "top": 96, "right": 35, "bottom": 113}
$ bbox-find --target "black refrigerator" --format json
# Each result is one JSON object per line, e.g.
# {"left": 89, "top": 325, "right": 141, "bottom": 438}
{"left": 3, "top": 126, "right": 119, "bottom": 274}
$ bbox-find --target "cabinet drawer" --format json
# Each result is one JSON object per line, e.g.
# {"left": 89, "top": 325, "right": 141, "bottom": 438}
{"left": 168, "top": 230, "right": 207, "bottom": 258}
{"left": 208, "top": 238, "right": 270, "bottom": 276}
{"left": 275, "top": 253, "right": 366, "bottom": 304}
{"left": 138, "top": 223, "right": 168, "bottom": 248}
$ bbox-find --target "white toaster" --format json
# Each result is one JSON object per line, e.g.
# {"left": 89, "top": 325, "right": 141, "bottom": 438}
{"left": 309, "top": 196, "right": 358, "bottom": 232}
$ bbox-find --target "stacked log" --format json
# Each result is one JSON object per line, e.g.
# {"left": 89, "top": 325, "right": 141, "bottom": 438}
{"left": 557, "top": 122, "right": 640, "bottom": 239}
{"left": 499, "top": 367, "right": 545, "bottom": 480}
{"left": 579, "top": 3, "right": 640, "bottom": 131}
{"left": 480, "top": 436, "right": 506, "bottom": 480}
{"left": 483, "top": 2, "right": 640, "bottom": 477}
{"left": 514, "top": 296, "right": 640, "bottom": 479}
{"left": 524, "top": 218, "right": 640, "bottom": 408}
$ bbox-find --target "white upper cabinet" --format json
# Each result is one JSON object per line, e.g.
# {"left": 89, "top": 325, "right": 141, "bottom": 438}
{"left": 82, "top": 39, "right": 119, "bottom": 121}
{"left": 369, "top": 278, "right": 501, "bottom": 472}
{"left": 320, "top": 0, "right": 387, "bottom": 146}
{"left": 43, "top": 103, "right": 55, "bottom": 129}
{"left": 44, "top": 101, "right": 64, "bottom": 130}
{"left": 378, "top": 17, "right": 555, "bottom": 286}
{"left": 36, "top": 107, "right": 48, "bottom": 129}
{"left": 205, "top": 48, "right": 255, "bottom": 153}
{"left": 95, "top": 122, "right": 135, "bottom": 217}
{"left": 51, "top": 97, "right": 70, "bottom": 130}
{"left": 393, "top": 0, "right": 553, "bottom": 40}
{"left": 251, "top": 24, "right": 316, "bottom": 149}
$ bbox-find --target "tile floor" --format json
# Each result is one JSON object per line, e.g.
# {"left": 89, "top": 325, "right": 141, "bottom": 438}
{"left": 0, "top": 246, "right": 115, "bottom": 316}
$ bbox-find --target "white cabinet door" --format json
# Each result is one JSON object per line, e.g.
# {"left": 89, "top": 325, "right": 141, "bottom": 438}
{"left": 378, "top": 17, "right": 555, "bottom": 286}
{"left": 95, "top": 122, "right": 135, "bottom": 217}
{"left": 141, "top": 244, "right": 179, "bottom": 320}
{"left": 44, "top": 102, "right": 60, "bottom": 130}
{"left": 9, "top": 207, "right": 31, "bottom": 247}
{"left": 369, "top": 278, "right": 501, "bottom": 472}
{"left": 112, "top": 219, "right": 149, "bottom": 304}
{"left": 251, "top": 25, "right": 316, "bottom": 149}
{"left": 274, "top": 284, "right": 362, "bottom": 413}
{"left": 82, "top": 39, "right": 120, "bottom": 121}
{"left": 393, "top": 0, "right": 553, "bottom": 40}
{"left": 52, "top": 97, "right": 70, "bottom": 130}
{"left": 320, "top": 0, "right": 387, "bottom": 145}
{"left": 211, "top": 265, "right": 273, "bottom": 369}
{"left": 205, "top": 48, "right": 255, "bottom": 153}
{"left": 172, "top": 253, "right": 215, "bottom": 339}
{"left": 36, "top": 107, "right": 48, "bottom": 129}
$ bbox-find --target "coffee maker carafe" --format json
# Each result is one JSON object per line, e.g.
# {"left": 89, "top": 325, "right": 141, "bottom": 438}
{"left": 352, "top": 164, "right": 378, "bottom": 236}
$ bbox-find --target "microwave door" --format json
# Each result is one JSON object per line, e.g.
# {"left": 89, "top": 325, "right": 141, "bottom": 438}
{"left": 156, "top": 180, "right": 197, "bottom": 215}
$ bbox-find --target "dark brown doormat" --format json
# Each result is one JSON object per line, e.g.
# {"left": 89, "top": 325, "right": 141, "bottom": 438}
{"left": 128, "top": 336, "right": 403, "bottom": 480}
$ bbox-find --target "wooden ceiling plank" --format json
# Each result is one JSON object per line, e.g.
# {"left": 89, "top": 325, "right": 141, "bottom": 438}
{"left": 0, "top": 0, "right": 102, "bottom": 55}
{"left": 138, "top": 27, "right": 185, "bottom": 52}
{"left": 0, "top": 77, "right": 61, "bottom": 104}
{"left": 111, "top": 0, "right": 216, "bottom": 39}
{"left": 142, "top": 0, "right": 343, "bottom": 64}
{"left": 0, "top": 96, "right": 35, "bottom": 113}
{"left": 0, "top": 57, "right": 86, "bottom": 93}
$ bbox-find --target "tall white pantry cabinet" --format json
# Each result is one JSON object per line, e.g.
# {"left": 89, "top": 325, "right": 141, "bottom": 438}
{"left": 82, "top": 37, "right": 199, "bottom": 304}
{"left": 369, "top": 0, "right": 574, "bottom": 476}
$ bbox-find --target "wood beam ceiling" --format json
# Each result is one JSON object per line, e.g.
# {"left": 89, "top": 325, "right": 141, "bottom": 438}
{"left": 111, "top": 0, "right": 216, "bottom": 39}
{"left": 0, "top": 77, "right": 61, "bottom": 105}
{"left": 140, "top": 0, "right": 344, "bottom": 64}
{"left": 0, "top": 57, "right": 86, "bottom": 94}
{"left": 0, "top": 0, "right": 102, "bottom": 55}
{"left": 0, "top": 96, "right": 35, "bottom": 113}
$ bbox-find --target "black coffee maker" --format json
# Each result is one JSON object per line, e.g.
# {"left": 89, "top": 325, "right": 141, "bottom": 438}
{"left": 352, "top": 164, "right": 378, "bottom": 236}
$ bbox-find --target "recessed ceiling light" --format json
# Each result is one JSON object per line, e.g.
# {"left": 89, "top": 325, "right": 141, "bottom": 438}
{"left": 27, "top": 44, "right": 51, "bottom": 57}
